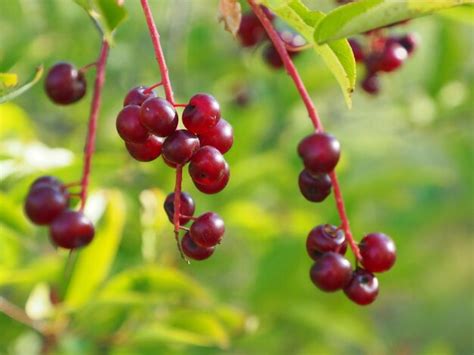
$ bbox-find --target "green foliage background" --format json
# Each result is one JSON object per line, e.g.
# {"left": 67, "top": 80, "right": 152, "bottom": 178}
{"left": 0, "top": 1, "right": 473, "bottom": 354}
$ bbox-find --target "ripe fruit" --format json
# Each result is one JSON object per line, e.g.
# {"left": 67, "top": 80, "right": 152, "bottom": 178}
{"left": 162, "top": 130, "right": 200, "bottom": 165}
{"left": 237, "top": 13, "right": 267, "bottom": 47}
{"left": 359, "top": 233, "right": 396, "bottom": 273}
{"left": 182, "top": 94, "right": 221, "bottom": 134}
{"left": 30, "top": 176, "right": 63, "bottom": 192}
{"left": 309, "top": 252, "right": 352, "bottom": 292}
{"left": 163, "top": 192, "right": 196, "bottom": 225}
{"left": 139, "top": 97, "right": 178, "bottom": 137}
{"left": 181, "top": 232, "right": 215, "bottom": 260}
{"left": 24, "top": 186, "right": 68, "bottom": 225}
{"left": 361, "top": 74, "right": 380, "bottom": 95}
{"left": 344, "top": 269, "right": 379, "bottom": 305}
{"left": 193, "top": 162, "right": 230, "bottom": 194}
{"left": 198, "top": 118, "right": 233, "bottom": 154}
{"left": 349, "top": 38, "right": 364, "bottom": 62}
{"left": 123, "top": 86, "right": 156, "bottom": 106}
{"left": 306, "top": 224, "right": 346, "bottom": 260}
{"left": 125, "top": 135, "right": 163, "bottom": 162}
{"left": 49, "top": 210, "right": 95, "bottom": 249}
{"left": 116, "top": 105, "right": 149, "bottom": 143}
{"left": 298, "top": 132, "right": 341, "bottom": 175}
{"left": 189, "top": 146, "right": 227, "bottom": 186}
{"left": 378, "top": 43, "right": 408, "bottom": 72}
{"left": 263, "top": 44, "right": 298, "bottom": 69}
{"left": 398, "top": 33, "right": 419, "bottom": 55}
{"left": 45, "top": 62, "right": 86, "bottom": 105}
{"left": 190, "top": 212, "right": 225, "bottom": 248}
{"left": 298, "top": 170, "right": 332, "bottom": 202}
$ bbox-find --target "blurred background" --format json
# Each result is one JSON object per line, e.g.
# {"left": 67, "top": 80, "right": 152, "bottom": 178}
{"left": 0, "top": 0, "right": 473, "bottom": 354}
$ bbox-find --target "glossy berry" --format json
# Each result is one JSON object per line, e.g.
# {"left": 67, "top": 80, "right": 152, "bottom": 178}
{"left": 49, "top": 210, "right": 95, "bottom": 249}
{"left": 45, "top": 62, "right": 86, "bottom": 105}
{"left": 379, "top": 43, "right": 408, "bottom": 72}
{"left": 359, "top": 233, "right": 396, "bottom": 273}
{"left": 298, "top": 170, "right": 332, "bottom": 202}
{"left": 190, "top": 212, "right": 225, "bottom": 248}
{"left": 162, "top": 155, "right": 178, "bottom": 168}
{"left": 344, "top": 269, "right": 379, "bottom": 305}
{"left": 309, "top": 252, "right": 352, "bottom": 292}
{"left": 306, "top": 224, "right": 346, "bottom": 260}
{"left": 182, "top": 94, "right": 221, "bottom": 135}
{"left": 361, "top": 74, "right": 380, "bottom": 95}
{"left": 30, "top": 176, "right": 63, "bottom": 192}
{"left": 181, "top": 232, "right": 215, "bottom": 260}
{"left": 24, "top": 186, "right": 68, "bottom": 225}
{"left": 198, "top": 118, "right": 233, "bottom": 154}
{"left": 163, "top": 192, "right": 196, "bottom": 225}
{"left": 125, "top": 135, "right": 163, "bottom": 162}
{"left": 189, "top": 146, "right": 227, "bottom": 186}
{"left": 139, "top": 97, "right": 178, "bottom": 137}
{"left": 298, "top": 132, "right": 341, "bottom": 175}
{"left": 349, "top": 38, "right": 364, "bottom": 62}
{"left": 263, "top": 44, "right": 298, "bottom": 69}
{"left": 123, "top": 86, "right": 156, "bottom": 107}
{"left": 194, "top": 162, "right": 230, "bottom": 194}
{"left": 237, "top": 13, "right": 267, "bottom": 47}
{"left": 162, "top": 130, "right": 200, "bottom": 165}
{"left": 398, "top": 33, "right": 419, "bottom": 55}
{"left": 116, "top": 105, "right": 149, "bottom": 143}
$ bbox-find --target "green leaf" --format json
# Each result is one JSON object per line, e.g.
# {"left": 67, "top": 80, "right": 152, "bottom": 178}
{"left": 0, "top": 73, "right": 18, "bottom": 87}
{"left": 315, "top": 0, "right": 473, "bottom": 44}
{"left": 438, "top": 4, "right": 474, "bottom": 24}
{"left": 265, "top": 0, "right": 355, "bottom": 107}
{"left": 0, "top": 66, "right": 43, "bottom": 104}
{"left": 65, "top": 190, "right": 126, "bottom": 309}
{"left": 0, "top": 193, "right": 30, "bottom": 235}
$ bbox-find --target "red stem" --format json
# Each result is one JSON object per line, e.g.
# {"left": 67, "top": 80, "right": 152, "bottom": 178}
{"left": 79, "top": 40, "right": 109, "bottom": 210}
{"left": 248, "top": 1, "right": 361, "bottom": 261}
{"left": 173, "top": 166, "right": 187, "bottom": 261}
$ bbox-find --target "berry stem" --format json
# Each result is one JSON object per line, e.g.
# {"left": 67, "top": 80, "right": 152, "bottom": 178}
{"left": 173, "top": 165, "right": 188, "bottom": 262}
{"left": 0, "top": 297, "right": 42, "bottom": 333}
{"left": 248, "top": 0, "right": 362, "bottom": 261}
{"left": 79, "top": 40, "right": 109, "bottom": 211}
{"left": 143, "top": 81, "right": 163, "bottom": 94}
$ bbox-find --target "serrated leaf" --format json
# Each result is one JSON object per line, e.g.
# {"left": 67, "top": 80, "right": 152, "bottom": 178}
{"left": 0, "top": 73, "right": 18, "bottom": 88}
{"left": 315, "top": 0, "right": 473, "bottom": 44}
{"left": 0, "top": 66, "right": 43, "bottom": 104}
{"left": 218, "top": 0, "right": 242, "bottom": 36}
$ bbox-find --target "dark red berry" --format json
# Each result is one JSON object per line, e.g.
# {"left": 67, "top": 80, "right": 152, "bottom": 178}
{"left": 193, "top": 162, "right": 230, "bottom": 194}
{"left": 306, "top": 224, "right": 346, "bottom": 260}
{"left": 361, "top": 74, "right": 380, "bottom": 95}
{"left": 125, "top": 135, "right": 163, "bottom": 162}
{"left": 163, "top": 192, "right": 196, "bottom": 225}
{"left": 378, "top": 43, "right": 408, "bottom": 72}
{"left": 163, "top": 155, "right": 178, "bottom": 168}
{"left": 139, "top": 97, "right": 178, "bottom": 137}
{"left": 359, "top": 233, "right": 396, "bottom": 273}
{"left": 398, "top": 33, "right": 419, "bottom": 55}
{"left": 123, "top": 86, "right": 156, "bottom": 107}
{"left": 190, "top": 212, "right": 225, "bottom": 248}
{"left": 30, "top": 176, "right": 63, "bottom": 192}
{"left": 162, "top": 130, "right": 200, "bottom": 165}
{"left": 298, "top": 170, "right": 332, "bottom": 202}
{"left": 263, "top": 44, "right": 299, "bottom": 69}
{"left": 344, "top": 269, "right": 379, "bottom": 305}
{"left": 237, "top": 13, "right": 267, "bottom": 47}
{"left": 349, "top": 38, "right": 364, "bottom": 62}
{"left": 309, "top": 252, "right": 352, "bottom": 292}
{"left": 182, "top": 94, "right": 221, "bottom": 135}
{"left": 298, "top": 132, "right": 341, "bottom": 175}
{"left": 116, "top": 105, "right": 149, "bottom": 143}
{"left": 189, "top": 146, "right": 227, "bottom": 186}
{"left": 181, "top": 232, "right": 215, "bottom": 260}
{"left": 24, "top": 186, "right": 68, "bottom": 225}
{"left": 198, "top": 118, "right": 233, "bottom": 154}
{"left": 49, "top": 210, "right": 95, "bottom": 249}
{"left": 45, "top": 62, "right": 86, "bottom": 105}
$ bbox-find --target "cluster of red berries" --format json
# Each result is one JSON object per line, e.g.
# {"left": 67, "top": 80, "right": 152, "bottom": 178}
{"left": 237, "top": 6, "right": 302, "bottom": 69}
{"left": 297, "top": 132, "right": 396, "bottom": 305}
{"left": 115, "top": 87, "right": 233, "bottom": 260}
{"left": 24, "top": 176, "right": 95, "bottom": 249}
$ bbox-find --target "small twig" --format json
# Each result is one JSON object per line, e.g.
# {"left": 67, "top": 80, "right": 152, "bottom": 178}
{"left": 0, "top": 297, "right": 43, "bottom": 333}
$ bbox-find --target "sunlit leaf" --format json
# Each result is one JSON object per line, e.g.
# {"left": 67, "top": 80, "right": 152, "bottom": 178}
{"left": 0, "top": 66, "right": 43, "bottom": 104}
{"left": 0, "top": 73, "right": 18, "bottom": 88}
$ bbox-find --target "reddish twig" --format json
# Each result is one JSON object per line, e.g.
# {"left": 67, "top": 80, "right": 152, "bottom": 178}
{"left": 143, "top": 81, "right": 163, "bottom": 94}
{"left": 173, "top": 166, "right": 188, "bottom": 261}
{"left": 79, "top": 40, "right": 109, "bottom": 210}
{"left": 248, "top": 1, "right": 362, "bottom": 261}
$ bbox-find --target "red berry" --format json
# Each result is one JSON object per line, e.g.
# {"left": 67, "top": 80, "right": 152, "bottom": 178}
{"left": 263, "top": 44, "right": 299, "bottom": 69}
{"left": 309, "top": 252, "right": 352, "bottom": 292}
{"left": 398, "top": 33, "right": 419, "bottom": 56}
{"left": 181, "top": 232, "right": 215, "bottom": 260}
{"left": 45, "top": 62, "right": 86, "bottom": 105}
{"left": 306, "top": 224, "right": 346, "bottom": 260}
{"left": 125, "top": 135, "right": 163, "bottom": 162}
{"left": 361, "top": 74, "right": 380, "bottom": 95}
{"left": 193, "top": 162, "right": 230, "bottom": 194}
{"left": 349, "top": 38, "right": 364, "bottom": 62}
{"left": 189, "top": 146, "right": 227, "bottom": 186}
{"left": 237, "top": 13, "right": 267, "bottom": 47}
{"left": 49, "top": 210, "right": 95, "bottom": 249}
{"left": 298, "top": 132, "right": 341, "bottom": 175}
{"left": 182, "top": 94, "right": 221, "bottom": 135}
{"left": 123, "top": 86, "right": 156, "bottom": 107}
{"left": 116, "top": 105, "right": 149, "bottom": 143}
{"left": 190, "top": 212, "right": 225, "bottom": 248}
{"left": 163, "top": 155, "right": 178, "bottom": 168}
{"left": 24, "top": 186, "right": 68, "bottom": 225}
{"left": 162, "top": 130, "right": 200, "bottom": 165}
{"left": 198, "top": 118, "right": 233, "bottom": 154}
{"left": 344, "top": 269, "right": 379, "bottom": 305}
{"left": 378, "top": 43, "right": 408, "bottom": 72}
{"left": 359, "top": 233, "right": 396, "bottom": 273}
{"left": 298, "top": 170, "right": 332, "bottom": 202}
{"left": 30, "top": 176, "right": 63, "bottom": 192}
{"left": 163, "top": 192, "right": 195, "bottom": 225}
{"left": 139, "top": 97, "right": 178, "bottom": 137}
